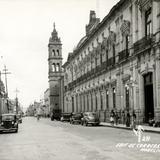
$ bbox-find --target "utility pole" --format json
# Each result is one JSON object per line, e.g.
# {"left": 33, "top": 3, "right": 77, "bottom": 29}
{"left": 15, "top": 88, "right": 19, "bottom": 114}
{"left": 1, "top": 65, "right": 11, "bottom": 98}
{"left": 1, "top": 65, "right": 11, "bottom": 113}
{"left": 0, "top": 71, "right": 2, "bottom": 117}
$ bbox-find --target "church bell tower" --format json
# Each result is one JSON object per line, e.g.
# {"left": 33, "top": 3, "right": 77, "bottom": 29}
{"left": 48, "top": 23, "right": 62, "bottom": 115}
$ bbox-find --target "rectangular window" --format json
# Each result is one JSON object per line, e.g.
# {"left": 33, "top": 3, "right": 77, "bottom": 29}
{"left": 158, "top": 3, "right": 160, "bottom": 30}
{"left": 80, "top": 94, "right": 82, "bottom": 112}
{"left": 100, "top": 53, "right": 103, "bottom": 64}
{"left": 95, "top": 92, "right": 97, "bottom": 111}
{"left": 113, "top": 88, "right": 116, "bottom": 108}
{"left": 91, "top": 93, "right": 93, "bottom": 111}
{"left": 72, "top": 97, "right": 74, "bottom": 112}
{"left": 100, "top": 91, "right": 103, "bottom": 110}
{"left": 83, "top": 94, "right": 85, "bottom": 111}
{"left": 76, "top": 95, "right": 78, "bottom": 112}
{"left": 87, "top": 94, "right": 89, "bottom": 111}
{"left": 113, "top": 44, "right": 116, "bottom": 64}
{"left": 145, "top": 8, "right": 152, "bottom": 37}
{"left": 125, "top": 87, "right": 129, "bottom": 111}
{"left": 125, "top": 35, "right": 130, "bottom": 50}
{"left": 106, "top": 90, "right": 109, "bottom": 109}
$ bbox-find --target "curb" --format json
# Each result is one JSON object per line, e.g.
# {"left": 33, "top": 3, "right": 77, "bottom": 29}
{"left": 101, "top": 123, "right": 160, "bottom": 134}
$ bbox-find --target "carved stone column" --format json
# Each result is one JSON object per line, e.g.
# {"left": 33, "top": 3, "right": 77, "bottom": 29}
{"left": 115, "top": 72, "right": 121, "bottom": 110}
{"left": 155, "top": 47, "right": 160, "bottom": 121}
{"left": 138, "top": 72, "right": 144, "bottom": 123}
{"left": 152, "top": 0, "right": 159, "bottom": 34}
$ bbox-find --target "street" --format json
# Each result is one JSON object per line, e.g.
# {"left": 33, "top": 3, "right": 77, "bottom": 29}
{"left": 0, "top": 117, "right": 160, "bottom": 160}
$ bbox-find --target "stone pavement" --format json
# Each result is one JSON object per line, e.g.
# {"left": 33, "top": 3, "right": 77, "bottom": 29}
{"left": 101, "top": 122, "right": 160, "bottom": 134}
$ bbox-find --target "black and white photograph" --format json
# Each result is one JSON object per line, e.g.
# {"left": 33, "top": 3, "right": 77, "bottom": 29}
{"left": 0, "top": 0, "right": 160, "bottom": 159}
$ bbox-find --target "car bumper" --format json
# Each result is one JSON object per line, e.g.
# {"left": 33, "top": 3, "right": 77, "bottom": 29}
{"left": 71, "top": 120, "right": 81, "bottom": 123}
{"left": 0, "top": 127, "right": 17, "bottom": 132}
{"left": 87, "top": 121, "right": 100, "bottom": 124}
{"left": 61, "top": 119, "right": 70, "bottom": 122}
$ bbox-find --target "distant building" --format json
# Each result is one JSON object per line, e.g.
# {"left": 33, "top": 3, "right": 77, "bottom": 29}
{"left": 62, "top": 0, "right": 160, "bottom": 124}
{"left": 26, "top": 104, "right": 35, "bottom": 116}
{"left": 48, "top": 23, "right": 63, "bottom": 115}
{"left": 44, "top": 88, "right": 50, "bottom": 116}
{"left": 0, "top": 79, "right": 10, "bottom": 114}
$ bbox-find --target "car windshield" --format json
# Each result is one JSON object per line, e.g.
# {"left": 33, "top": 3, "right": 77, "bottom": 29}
{"left": 17, "top": 114, "right": 21, "bottom": 118}
{"left": 2, "top": 115, "right": 15, "bottom": 121}
{"left": 74, "top": 114, "right": 81, "bottom": 117}
{"left": 87, "top": 112, "right": 97, "bottom": 117}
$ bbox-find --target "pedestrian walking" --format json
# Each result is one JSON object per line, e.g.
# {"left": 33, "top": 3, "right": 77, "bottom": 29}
{"left": 110, "top": 110, "right": 115, "bottom": 126}
{"left": 126, "top": 111, "right": 130, "bottom": 127}
{"left": 115, "top": 111, "right": 119, "bottom": 125}
{"left": 37, "top": 114, "right": 40, "bottom": 121}
{"left": 122, "top": 110, "right": 125, "bottom": 125}
{"left": 132, "top": 110, "right": 136, "bottom": 130}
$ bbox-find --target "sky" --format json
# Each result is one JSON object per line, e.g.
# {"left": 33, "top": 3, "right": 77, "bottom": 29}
{"left": 0, "top": 0, "right": 119, "bottom": 110}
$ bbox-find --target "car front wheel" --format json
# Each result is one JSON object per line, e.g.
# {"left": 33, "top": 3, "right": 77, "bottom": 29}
{"left": 84, "top": 121, "right": 88, "bottom": 126}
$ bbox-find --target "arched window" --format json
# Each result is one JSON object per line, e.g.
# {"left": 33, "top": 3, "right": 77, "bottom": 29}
{"left": 52, "top": 63, "right": 55, "bottom": 72}
{"left": 52, "top": 49, "right": 55, "bottom": 56}
{"left": 100, "top": 91, "right": 103, "bottom": 110}
{"left": 106, "top": 90, "right": 109, "bottom": 109}
{"left": 57, "top": 50, "right": 59, "bottom": 56}
{"left": 125, "top": 85, "right": 129, "bottom": 111}
{"left": 56, "top": 63, "right": 59, "bottom": 72}
{"left": 145, "top": 8, "right": 152, "bottom": 37}
{"left": 113, "top": 88, "right": 116, "bottom": 108}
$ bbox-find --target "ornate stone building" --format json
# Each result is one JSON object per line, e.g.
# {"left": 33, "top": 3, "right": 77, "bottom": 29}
{"left": 48, "top": 23, "right": 63, "bottom": 115}
{"left": 63, "top": 0, "right": 160, "bottom": 124}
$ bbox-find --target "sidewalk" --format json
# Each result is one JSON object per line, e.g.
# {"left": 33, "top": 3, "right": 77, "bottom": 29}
{"left": 101, "top": 122, "right": 160, "bottom": 134}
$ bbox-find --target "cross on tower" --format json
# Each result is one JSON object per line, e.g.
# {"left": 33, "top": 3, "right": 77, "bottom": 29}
{"left": 53, "top": 22, "right": 55, "bottom": 30}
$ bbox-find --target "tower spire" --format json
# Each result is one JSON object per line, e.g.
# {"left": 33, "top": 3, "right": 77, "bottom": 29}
{"left": 53, "top": 22, "right": 55, "bottom": 30}
{"left": 49, "top": 22, "right": 61, "bottom": 43}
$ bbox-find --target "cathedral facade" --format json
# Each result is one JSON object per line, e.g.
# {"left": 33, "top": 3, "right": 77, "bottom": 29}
{"left": 63, "top": 0, "right": 160, "bottom": 124}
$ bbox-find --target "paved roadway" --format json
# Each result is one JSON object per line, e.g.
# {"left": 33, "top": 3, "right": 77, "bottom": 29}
{"left": 0, "top": 117, "right": 160, "bottom": 160}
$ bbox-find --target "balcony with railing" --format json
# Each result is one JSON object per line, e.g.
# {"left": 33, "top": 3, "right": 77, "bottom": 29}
{"left": 107, "top": 57, "right": 115, "bottom": 67}
{"left": 134, "top": 36, "right": 153, "bottom": 54}
{"left": 118, "top": 49, "right": 129, "bottom": 62}
{"left": 66, "top": 58, "right": 115, "bottom": 91}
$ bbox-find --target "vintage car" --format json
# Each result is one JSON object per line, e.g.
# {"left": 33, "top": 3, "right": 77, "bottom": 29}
{"left": 51, "top": 109, "right": 61, "bottom": 121}
{"left": 70, "top": 113, "right": 83, "bottom": 124}
{"left": 17, "top": 114, "right": 22, "bottom": 123}
{"left": 0, "top": 113, "right": 18, "bottom": 133}
{"left": 81, "top": 112, "right": 100, "bottom": 126}
{"left": 60, "top": 113, "right": 72, "bottom": 122}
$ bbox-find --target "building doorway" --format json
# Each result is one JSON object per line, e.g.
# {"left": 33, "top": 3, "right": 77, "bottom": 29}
{"left": 125, "top": 86, "right": 129, "bottom": 111}
{"left": 72, "top": 97, "right": 74, "bottom": 112}
{"left": 144, "top": 72, "right": 154, "bottom": 123}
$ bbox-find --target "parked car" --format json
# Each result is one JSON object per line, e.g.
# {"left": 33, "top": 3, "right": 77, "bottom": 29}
{"left": 60, "top": 113, "right": 72, "bottom": 122}
{"left": 17, "top": 114, "right": 22, "bottom": 123}
{"left": 81, "top": 112, "right": 100, "bottom": 126}
{"left": 0, "top": 113, "right": 19, "bottom": 133}
{"left": 70, "top": 113, "right": 82, "bottom": 124}
{"left": 51, "top": 109, "right": 61, "bottom": 121}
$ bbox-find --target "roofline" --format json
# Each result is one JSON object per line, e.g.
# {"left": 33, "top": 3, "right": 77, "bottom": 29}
{"left": 66, "top": 0, "right": 127, "bottom": 62}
